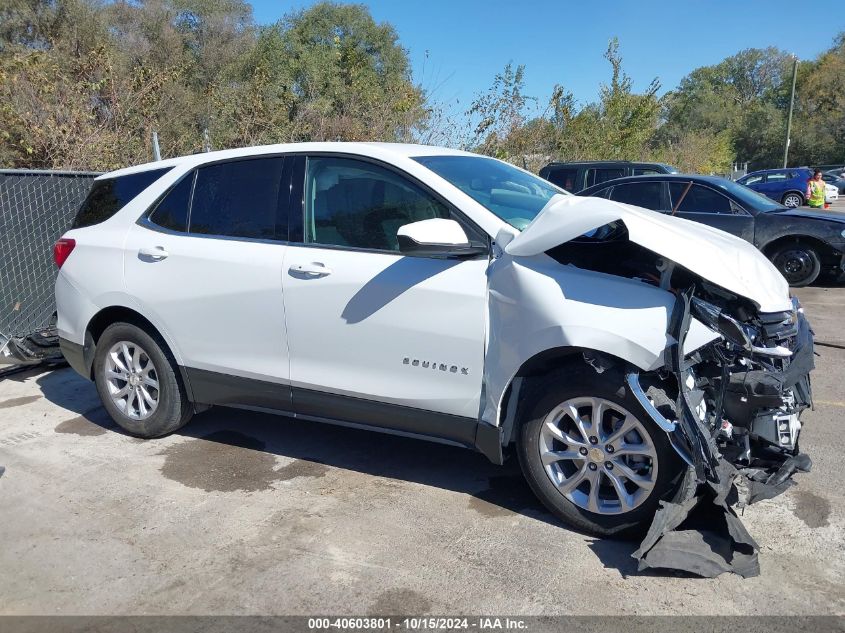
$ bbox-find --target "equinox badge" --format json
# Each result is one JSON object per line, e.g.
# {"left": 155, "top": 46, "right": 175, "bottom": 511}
{"left": 403, "top": 357, "right": 469, "bottom": 375}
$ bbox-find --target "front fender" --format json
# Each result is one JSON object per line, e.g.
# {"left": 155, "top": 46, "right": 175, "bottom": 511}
{"left": 481, "top": 254, "right": 717, "bottom": 428}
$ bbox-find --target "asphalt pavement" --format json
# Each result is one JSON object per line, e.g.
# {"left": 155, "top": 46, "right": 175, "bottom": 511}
{"left": 0, "top": 291, "right": 843, "bottom": 616}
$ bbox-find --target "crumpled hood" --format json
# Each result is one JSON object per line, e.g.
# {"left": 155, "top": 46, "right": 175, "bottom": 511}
{"left": 505, "top": 195, "right": 792, "bottom": 313}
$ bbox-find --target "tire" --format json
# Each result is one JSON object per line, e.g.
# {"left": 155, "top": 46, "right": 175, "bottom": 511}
{"left": 516, "top": 366, "right": 686, "bottom": 538}
{"left": 771, "top": 243, "right": 821, "bottom": 287}
{"left": 782, "top": 192, "right": 804, "bottom": 208}
{"left": 93, "top": 322, "right": 192, "bottom": 438}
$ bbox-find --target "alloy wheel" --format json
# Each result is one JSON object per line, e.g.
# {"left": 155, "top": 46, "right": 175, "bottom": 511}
{"left": 538, "top": 397, "right": 658, "bottom": 515}
{"left": 104, "top": 341, "right": 160, "bottom": 420}
{"left": 783, "top": 194, "right": 802, "bottom": 208}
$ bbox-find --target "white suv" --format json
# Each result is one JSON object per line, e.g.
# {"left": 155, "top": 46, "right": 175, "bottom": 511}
{"left": 55, "top": 143, "right": 814, "bottom": 537}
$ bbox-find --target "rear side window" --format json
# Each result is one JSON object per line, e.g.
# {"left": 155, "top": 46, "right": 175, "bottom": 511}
{"left": 148, "top": 174, "right": 194, "bottom": 232}
{"left": 609, "top": 182, "right": 663, "bottom": 210}
{"left": 189, "top": 158, "right": 285, "bottom": 239}
{"left": 585, "top": 168, "right": 625, "bottom": 188}
{"left": 546, "top": 168, "right": 578, "bottom": 191}
{"left": 669, "top": 183, "right": 732, "bottom": 214}
{"left": 72, "top": 168, "right": 170, "bottom": 228}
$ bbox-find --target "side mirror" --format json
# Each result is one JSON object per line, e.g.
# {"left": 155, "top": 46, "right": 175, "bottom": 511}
{"left": 397, "top": 218, "right": 487, "bottom": 258}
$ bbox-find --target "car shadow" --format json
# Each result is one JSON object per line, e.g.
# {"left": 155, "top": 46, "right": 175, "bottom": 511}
{"left": 34, "top": 366, "right": 677, "bottom": 577}
{"left": 33, "top": 367, "right": 559, "bottom": 524}
{"left": 341, "top": 257, "right": 459, "bottom": 324}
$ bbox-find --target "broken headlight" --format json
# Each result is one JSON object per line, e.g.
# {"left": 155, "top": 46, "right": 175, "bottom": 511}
{"left": 690, "top": 297, "right": 791, "bottom": 358}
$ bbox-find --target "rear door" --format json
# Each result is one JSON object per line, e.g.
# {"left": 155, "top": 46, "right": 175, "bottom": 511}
{"left": 667, "top": 182, "right": 755, "bottom": 243}
{"left": 123, "top": 156, "right": 292, "bottom": 404}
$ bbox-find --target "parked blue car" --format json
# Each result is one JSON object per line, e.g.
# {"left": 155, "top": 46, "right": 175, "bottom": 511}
{"left": 736, "top": 167, "right": 814, "bottom": 208}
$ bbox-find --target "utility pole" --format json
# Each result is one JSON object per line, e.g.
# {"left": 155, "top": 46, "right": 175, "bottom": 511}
{"left": 783, "top": 55, "right": 798, "bottom": 168}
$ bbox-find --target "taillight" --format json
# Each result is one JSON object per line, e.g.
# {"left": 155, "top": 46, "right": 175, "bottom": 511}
{"left": 53, "top": 238, "right": 76, "bottom": 268}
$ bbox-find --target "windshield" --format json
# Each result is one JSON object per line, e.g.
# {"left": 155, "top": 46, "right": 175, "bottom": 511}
{"left": 413, "top": 155, "right": 565, "bottom": 229}
{"left": 714, "top": 178, "right": 786, "bottom": 212}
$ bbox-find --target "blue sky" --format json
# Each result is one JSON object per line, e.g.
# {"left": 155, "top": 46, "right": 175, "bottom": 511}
{"left": 248, "top": 0, "right": 844, "bottom": 111}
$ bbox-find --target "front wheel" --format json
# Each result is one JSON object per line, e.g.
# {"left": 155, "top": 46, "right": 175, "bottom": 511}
{"left": 516, "top": 367, "right": 686, "bottom": 538}
{"left": 782, "top": 192, "right": 804, "bottom": 208}
{"left": 771, "top": 243, "right": 821, "bottom": 287}
{"left": 93, "top": 322, "right": 193, "bottom": 437}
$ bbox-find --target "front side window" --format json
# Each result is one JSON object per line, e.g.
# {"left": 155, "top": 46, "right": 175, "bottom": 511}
{"left": 305, "top": 157, "right": 452, "bottom": 252}
{"left": 73, "top": 168, "right": 170, "bottom": 229}
{"left": 633, "top": 168, "right": 661, "bottom": 176}
{"left": 190, "top": 158, "right": 285, "bottom": 239}
{"left": 609, "top": 182, "right": 663, "bottom": 210}
{"left": 413, "top": 155, "right": 562, "bottom": 230}
{"left": 669, "top": 183, "right": 732, "bottom": 214}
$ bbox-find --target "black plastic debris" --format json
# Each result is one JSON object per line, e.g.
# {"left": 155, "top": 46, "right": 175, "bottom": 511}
{"left": 632, "top": 456, "right": 810, "bottom": 578}
{"left": 0, "top": 466, "right": 5, "bottom": 479}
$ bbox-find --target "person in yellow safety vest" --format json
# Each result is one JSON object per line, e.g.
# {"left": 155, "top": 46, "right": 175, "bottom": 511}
{"left": 806, "top": 169, "right": 826, "bottom": 208}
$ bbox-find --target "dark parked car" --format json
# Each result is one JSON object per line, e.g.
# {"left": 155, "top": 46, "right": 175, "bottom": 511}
{"left": 539, "top": 160, "right": 677, "bottom": 193}
{"left": 822, "top": 171, "right": 845, "bottom": 194}
{"left": 736, "top": 168, "right": 814, "bottom": 208}
{"left": 580, "top": 174, "right": 845, "bottom": 286}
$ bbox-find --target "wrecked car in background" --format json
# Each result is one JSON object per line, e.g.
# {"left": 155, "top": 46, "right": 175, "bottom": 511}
{"left": 53, "top": 143, "right": 813, "bottom": 577}
{"left": 1, "top": 169, "right": 99, "bottom": 366}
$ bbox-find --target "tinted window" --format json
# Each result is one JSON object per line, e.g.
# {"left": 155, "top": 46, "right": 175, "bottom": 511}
{"left": 547, "top": 168, "right": 578, "bottom": 191}
{"left": 586, "top": 168, "right": 625, "bottom": 188}
{"left": 608, "top": 182, "right": 663, "bottom": 210}
{"left": 148, "top": 174, "right": 193, "bottom": 232}
{"left": 633, "top": 168, "right": 661, "bottom": 176}
{"left": 190, "top": 158, "right": 284, "bottom": 239}
{"left": 306, "top": 157, "right": 452, "bottom": 252}
{"left": 72, "top": 168, "right": 170, "bottom": 228}
{"left": 669, "top": 183, "right": 732, "bottom": 214}
{"left": 413, "top": 155, "right": 562, "bottom": 231}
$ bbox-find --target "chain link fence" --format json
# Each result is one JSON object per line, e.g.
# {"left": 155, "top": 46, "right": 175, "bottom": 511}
{"left": 0, "top": 169, "right": 99, "bottom": 363}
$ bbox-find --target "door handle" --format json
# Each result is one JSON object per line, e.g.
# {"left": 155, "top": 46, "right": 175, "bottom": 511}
{"left": 139, "top": 246, "right": 169, "bottom": 260}
{"left": 289, "top": 262, "right": 332, "bottom": 277}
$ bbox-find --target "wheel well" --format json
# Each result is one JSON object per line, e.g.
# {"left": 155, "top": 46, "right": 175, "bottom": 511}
{"left": 762, "top": 235, "right": 838, "bottom": 265}
{"left": 83, "top": 307, "right": 178, "bottom": 381}
{"left": 498, "top": 347, "right": 629, "bottom": 446}
{"left": 87, "top": 306, "right": 162, "bottom": 344}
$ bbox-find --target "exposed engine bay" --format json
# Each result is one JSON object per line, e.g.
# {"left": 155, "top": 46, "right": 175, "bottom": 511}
{"left": 548, "top": 223, "right": 815, "bottom": 577}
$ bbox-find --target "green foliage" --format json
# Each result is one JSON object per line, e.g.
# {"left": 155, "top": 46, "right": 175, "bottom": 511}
{"left": 1, "top": 2, "right": 842, "bottom": 174}
{"left": 0, "top": 0, "right": 424, "bottom": 168}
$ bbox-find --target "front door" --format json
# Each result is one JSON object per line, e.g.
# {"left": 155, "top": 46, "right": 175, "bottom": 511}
{"left": 123, "top": 156, "right": 292, "bottom": 405}
{"left": 282, "top": 155, "right": 488, "bottom": 441}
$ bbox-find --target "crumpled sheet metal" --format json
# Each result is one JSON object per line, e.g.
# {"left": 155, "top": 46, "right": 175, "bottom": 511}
{"left": 632, "top": 455, "right": 811, "bottom": 578}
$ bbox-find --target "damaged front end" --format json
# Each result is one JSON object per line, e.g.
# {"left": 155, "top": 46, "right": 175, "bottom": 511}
{"left": 629, "top": 282, "right": 814, "bottom": 577}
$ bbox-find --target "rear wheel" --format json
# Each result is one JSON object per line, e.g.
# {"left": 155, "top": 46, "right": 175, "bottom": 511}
{"left": 516, "top": 367, "right": 686, "bottom": 538}
{"left": 782, "top": 192, "right": 804, "bottom": 208}
{"left": 93, "top": 322, "right": 192, "bottom": 437}
{"left": 771, "top": 243, "right": 821, "bottom": 287}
